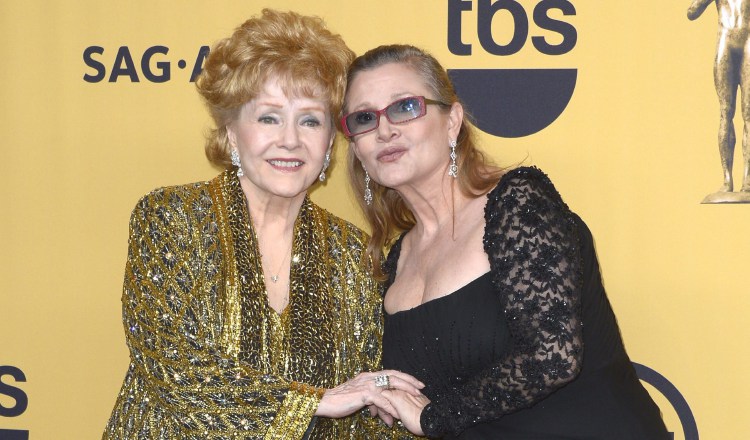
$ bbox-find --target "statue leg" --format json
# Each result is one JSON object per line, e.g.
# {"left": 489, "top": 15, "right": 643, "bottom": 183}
{"left": 740, "top": 39, "right": 750, "bottom": 192}
{"left": 714, "top": 39, "right": 739, "bottom": 192}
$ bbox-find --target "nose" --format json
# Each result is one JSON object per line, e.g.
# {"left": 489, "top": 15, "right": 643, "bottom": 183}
{"left": 280, "top": 122, "right": 301, "bottom": 149}
{"left": 375, "top": 113, "right": 396, "bottom": 142}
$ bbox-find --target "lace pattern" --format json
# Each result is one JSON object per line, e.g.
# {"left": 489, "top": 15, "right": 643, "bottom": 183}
{"left": 386, "top": 167, "right": 584, "bottom": 438}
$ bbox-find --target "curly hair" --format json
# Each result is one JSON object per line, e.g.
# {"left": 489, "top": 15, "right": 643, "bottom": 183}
{"left": 196, "top": 9, "right": 355, "bottom": 168}
{"left": 344, "top": 45, "right": 505, "bottom": 279}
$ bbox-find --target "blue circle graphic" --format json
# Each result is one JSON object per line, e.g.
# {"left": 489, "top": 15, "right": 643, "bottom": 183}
{"left": 633, "top": 362, "right": 698, "bottom": 440}
{"left": 448, "top": 68, "right": 577, "bottom": 138}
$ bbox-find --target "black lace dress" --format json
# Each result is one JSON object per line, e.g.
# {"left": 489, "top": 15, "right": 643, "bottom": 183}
{"left": 382, "top": 167, "right": 669, "bottom": 439}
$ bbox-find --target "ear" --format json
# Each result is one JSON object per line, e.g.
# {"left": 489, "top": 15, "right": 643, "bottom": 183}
{"left": 226, "top": 124, "right": 237, "bottom": 149}
{"left": 447, "top": 101, "right": 464, "bottom": 141}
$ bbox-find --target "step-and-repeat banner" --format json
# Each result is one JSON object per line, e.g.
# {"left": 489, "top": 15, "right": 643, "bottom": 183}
{"left": 2, "top": 1, "right": 747, "bottom": 438}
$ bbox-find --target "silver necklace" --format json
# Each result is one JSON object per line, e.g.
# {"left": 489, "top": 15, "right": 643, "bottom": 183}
{"left": 268, "top": 240, "right": 293, "bottom": 283}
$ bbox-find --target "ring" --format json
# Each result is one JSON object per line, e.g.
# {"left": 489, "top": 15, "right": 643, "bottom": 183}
{"left": 374, "top": 374, "right": 391, "bottom": 389}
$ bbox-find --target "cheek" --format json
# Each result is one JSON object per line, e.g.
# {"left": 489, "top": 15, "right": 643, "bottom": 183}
{"left": 351, "top": 138, "right": 375, "bottom": 161}
{"left": 351, "top": 145, "right": 370, "bottom": 169}
{"left": 236, "top": 135, "right": 260, "bottom": 156}
{"left": 350, "top": 142, "right": 362, "bottom": 161}
{"left": 308, "top": 135, "right": 332, "bottom": 159}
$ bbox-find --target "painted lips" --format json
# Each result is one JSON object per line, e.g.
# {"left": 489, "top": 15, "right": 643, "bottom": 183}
{"left": 377, "top": 147, "right": 407, "bottom": 162}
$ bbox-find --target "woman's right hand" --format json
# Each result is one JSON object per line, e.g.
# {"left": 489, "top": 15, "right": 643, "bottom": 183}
{"left": 381, "top": 389, "right": 429, "bottom": 435}
{"left": 314, "top": 370, "right": 424, "bottom": 424}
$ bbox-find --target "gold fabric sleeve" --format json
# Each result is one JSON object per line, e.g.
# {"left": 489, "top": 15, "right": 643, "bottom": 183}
{"left": 264, "top": 382, "right": 324, "bottom": 439}
{"left": 103, "top": 172, "right": 416, "bottom": 439}
{"left": 104, "top": 182, "right": 297, "bottom": 439}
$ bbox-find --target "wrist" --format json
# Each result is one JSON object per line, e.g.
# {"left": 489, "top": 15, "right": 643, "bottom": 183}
{"left": 420, "top": 403, "right": 443, "bottom": 438}
{"left": 291, "top": 381, "right": 326, "bottom": 400}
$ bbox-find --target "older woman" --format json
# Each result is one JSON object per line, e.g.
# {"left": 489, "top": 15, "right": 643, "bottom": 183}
{"left": 102, "top": 12, "right": 422, "bottom": 439}
{"left": 341, "top": 44, "right": 670, "bottom": 439}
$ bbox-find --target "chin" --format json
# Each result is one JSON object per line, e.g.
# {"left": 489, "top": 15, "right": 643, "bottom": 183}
{"left": 272, "top": 188, "right": 309, "bottom": 200}
{"left": 372, "top": 175, "right": 411, "bottom": 191}
{"left": 261, "top": 176, "right": 316, "bottom": 199}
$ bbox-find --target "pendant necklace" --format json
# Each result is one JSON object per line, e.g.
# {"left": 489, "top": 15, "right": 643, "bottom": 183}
{"left": 268, "top": 240, "right": 293, "bottom": 284}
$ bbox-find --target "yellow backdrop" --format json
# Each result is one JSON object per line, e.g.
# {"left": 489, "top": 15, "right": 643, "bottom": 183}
{"left": 1, "top": 1, "right": 745, "bottom": 438}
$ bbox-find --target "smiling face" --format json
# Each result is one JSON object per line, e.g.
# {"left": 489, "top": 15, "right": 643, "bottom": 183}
{"left": 345, "top": 62, "right": 462, "bottom": 192}
{"left": 227, "top": 77, "right": 334, "bottom": 203}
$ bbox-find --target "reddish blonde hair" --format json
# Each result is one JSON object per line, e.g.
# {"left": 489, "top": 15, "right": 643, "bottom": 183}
{"left": 344, "top": 45, "right": 505, "bottom": 279}
{"left": 196, "top": 9, "right": 354, "bottom": 168}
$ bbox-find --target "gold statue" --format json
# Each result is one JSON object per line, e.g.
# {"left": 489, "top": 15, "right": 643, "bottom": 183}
{"left": 688, "top": 0, "right": 750, "bottom": 202}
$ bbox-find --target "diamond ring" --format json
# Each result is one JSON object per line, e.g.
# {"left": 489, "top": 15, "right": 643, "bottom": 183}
{"left": 374, "top": 374, "right": 391, "bottom": 389}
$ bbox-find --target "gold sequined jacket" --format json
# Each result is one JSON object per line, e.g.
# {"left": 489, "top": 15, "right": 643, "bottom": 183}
{"left": 103, "top": 171, "right": 406, "bottom": 439}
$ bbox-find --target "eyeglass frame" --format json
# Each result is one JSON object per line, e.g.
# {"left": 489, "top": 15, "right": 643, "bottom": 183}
{"left": 340, "top": 95, "right": 450, "bottom": 137}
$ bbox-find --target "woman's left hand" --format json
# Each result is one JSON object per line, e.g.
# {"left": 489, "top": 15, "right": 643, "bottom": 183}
{"left": 367, "top": 404, "right": 395, "bottom": 427}
{"left": 381, "top": 389, "right": 429, "bottom": 436}
{"left": 314, "top": 370, "right": 423, "bottom": 420}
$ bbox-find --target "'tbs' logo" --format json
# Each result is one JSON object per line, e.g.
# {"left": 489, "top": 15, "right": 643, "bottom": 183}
{"left": 447, "top": 0, "right": 577, "bottom": 138}
{"left": 0, "top": 365, "right": 29, "bottom": 440}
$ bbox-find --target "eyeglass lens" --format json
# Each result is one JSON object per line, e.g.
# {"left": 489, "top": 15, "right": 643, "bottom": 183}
{"left": 345, "top": 97, "right": 424, "bottom": 135}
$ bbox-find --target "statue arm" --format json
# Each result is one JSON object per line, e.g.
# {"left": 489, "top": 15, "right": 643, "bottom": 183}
{"left": 688, "top": 0, "right": 714, "bottom": 20}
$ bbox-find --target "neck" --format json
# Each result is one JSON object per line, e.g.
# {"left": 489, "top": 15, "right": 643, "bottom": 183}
{"left": 239, "top": 179, "right": 305, "bottom": 236}
{"left": 397, "top": 171, "right": 464, "bottom": 240}
{"left": 237, "top": 178, "right": 302, "bottom": 302}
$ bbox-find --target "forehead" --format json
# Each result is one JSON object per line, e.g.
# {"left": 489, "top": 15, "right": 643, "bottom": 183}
{"left": 247, "top": 77, "right": 329, "bottom": 110}
{"left": 347, "top": 63, "right": 429, "bottom": 108}
{"left": 263, "top": 75, "right": 328, "bottom": 102}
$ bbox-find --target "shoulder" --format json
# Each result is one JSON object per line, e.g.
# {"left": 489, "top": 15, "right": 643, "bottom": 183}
{"left": 308, "top": 202, "right": 377, "bottom": 288}
{"left": 308, "top": 202, "right": 370, "bottom": 255}
{"left": 486, "top": 166, "right": 569, "bottom": 214}
{"left": 130, "top": 178, "right": 214, "bottom": 226}
{"left": 483, "top": 167, "right": 584, "bottom": 282}
{"left": 483, "top": 166, "right": 577, "bottom": 249}
{"left": 490, "top": 166, "right": 565, "bottom": 201}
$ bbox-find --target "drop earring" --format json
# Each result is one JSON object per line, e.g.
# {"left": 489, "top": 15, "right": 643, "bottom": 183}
{"left": 364, "top": 168, "right": 373, "bottom": 206}
{"left": 448, "top": 139, "right": 458, "bottom": 178}
{"left": 231, "top": 148, "right": 244, "bottom": 177}
{"left": 319, "top": 151, "right": 330, "bottom": 182}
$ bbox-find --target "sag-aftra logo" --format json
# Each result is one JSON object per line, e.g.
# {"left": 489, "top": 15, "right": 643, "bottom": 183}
{"left": 80, "top": 0, "right": 577, "bottom": 139}
{"left": 83, "top": 45, "right": 209, "bottom": 83}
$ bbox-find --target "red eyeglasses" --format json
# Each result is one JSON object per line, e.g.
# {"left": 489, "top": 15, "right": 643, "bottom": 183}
{"left": 341, "top": 96, "right": 449, "bottom": 137}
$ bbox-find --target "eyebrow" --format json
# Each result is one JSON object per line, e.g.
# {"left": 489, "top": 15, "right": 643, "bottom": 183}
{"left": 297, "top": 104, "right": 327, "bottom": 113}
{"left": 350, "top": 92, "right": 416, "bottom": 112}
{"left": 254, "top": 101, "right": 326, "bottom": 113}
{"left": 255, "top": 101, "right": 283, "bottom": 109}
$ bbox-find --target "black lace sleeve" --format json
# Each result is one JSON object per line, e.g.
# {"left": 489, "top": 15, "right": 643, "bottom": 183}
{"left": 420, "top": 167, "right": 584, "bottom": 438}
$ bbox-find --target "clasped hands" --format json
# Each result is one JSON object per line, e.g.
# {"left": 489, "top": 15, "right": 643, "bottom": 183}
{"left": 314, "top": 370, "right": 429, "bottom": 435}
